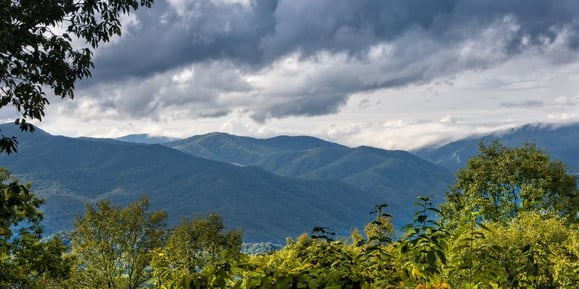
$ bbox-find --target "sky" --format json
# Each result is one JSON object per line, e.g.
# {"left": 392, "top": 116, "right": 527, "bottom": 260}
{"left": 4, "top": 0, "right": 579, "bottom": 150}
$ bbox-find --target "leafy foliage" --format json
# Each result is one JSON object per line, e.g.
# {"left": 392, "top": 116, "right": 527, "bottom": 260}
{"left": 481, "top": 212, "right": 578, "bottom": 288}
{"left": 399, "top": 197, "right": 449, "bottom": 287}
{"left": 152, "top": 213, "right": 242, "bottom": 287}
{"left": 67, "top": 197, "right": 167, "bottom": 289}
{"left": 443, "top": 140, "right": 578, "bottom": 225}
{"left": 145, "top": 142, "right": 579, "bottom": 289}
{"left": 4, "top": 141, "right": 579, "bottom": 288}
{"left": 0, "top": 167, "right": 71, "bottom": 288}
{"left": 0, "top": 0, "right": 153, "bottom": 153}
{"left": 446, "top": 216, "right": 499, "bottom": 288}
{"left": 241, "top": 242, "right": 283, "bottom": 255}
{"left": 365, "top": 203, "right": 394, "bottom": 246}
{"left": 446, "top": 212, "right": 579, "bottom": 289}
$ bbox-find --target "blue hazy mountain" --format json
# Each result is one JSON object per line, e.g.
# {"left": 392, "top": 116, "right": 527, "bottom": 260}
{"left": 0, "top": 124, "right": 380, "bottom": 242}
{"left": 414, "top": 122, "right": 579, "bottom": 174}
{"left": 5, "top": 122, "right": 576, "bottom": 242}
{"left": 165, "top": 133, "right": 455, "bottom": 223}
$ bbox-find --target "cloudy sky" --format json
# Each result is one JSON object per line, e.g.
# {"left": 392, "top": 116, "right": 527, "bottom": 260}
{"left": 8, "top": 0, "right": 579, "bottom": 149}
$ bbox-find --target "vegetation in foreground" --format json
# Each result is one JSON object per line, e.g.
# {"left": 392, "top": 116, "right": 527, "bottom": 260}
{"left": 1, "top": 141, "right": 578, "bottom": 289}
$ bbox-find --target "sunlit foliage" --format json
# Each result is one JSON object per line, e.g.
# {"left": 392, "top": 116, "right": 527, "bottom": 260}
{"left": 3, "top": 141, "right": 579, "bottom": 288}
{"left": 66, "top": 197, "right": 167, "bottom": 289}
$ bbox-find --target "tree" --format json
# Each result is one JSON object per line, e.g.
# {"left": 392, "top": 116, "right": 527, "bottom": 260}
{"left": 152, "top": 213, "right": 242, "bottom": 286}
{"left": 447, "top": 212, "right": 579, "bottom": 288}
{"left": 0, "top": 167, "right": 71, "bottom": 288}
{"left": 67, "top": 197, "right": 167, "bottom": 289}
{"left": 0, "top": 0, "right": 154, "bottom": 153}
{"left": 443, "top": 140, "right": 579, "bottom": 225}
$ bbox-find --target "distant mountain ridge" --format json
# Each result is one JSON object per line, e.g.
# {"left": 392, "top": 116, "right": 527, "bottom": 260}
{"left": 167, "top": 132, "right": 340, "bottom": 165}
{"left": 165, "top": 133, "right": 455, "bottom": 223}
{"left": 0, "top": 124, "right": 379, "bottom": 242}
{"left": 414, "top": 122, "right": 579, "bottom": 174}
{"left": 3, "top": 121, "right": 576, "bottom": 242}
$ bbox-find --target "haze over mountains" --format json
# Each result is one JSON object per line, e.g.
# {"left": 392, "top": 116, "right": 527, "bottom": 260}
{"left": 165, "top": 133, "right": 454, "bottom": 221}
{"left": 0, "top": 122, "right": 578, "bottom": 242}
{"left": 414, "top": 123, "right": 579, "bottom": 175}
{"left": 0, "top": 125, "right": 377, "bottom": 242}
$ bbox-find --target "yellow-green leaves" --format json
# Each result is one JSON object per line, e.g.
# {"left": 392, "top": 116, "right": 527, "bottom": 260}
{"left": 151, "top": 213, "right": 242, "bottom": 287}
{"left": 67, "top": 197, "right": 167, "bottom": 289}
{"left": 443, "top": 140, "right": 578, "bottom": 226}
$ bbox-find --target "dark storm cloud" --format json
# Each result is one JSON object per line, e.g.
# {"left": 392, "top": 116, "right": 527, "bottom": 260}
{"left": 88, "top": 0, "right": 278, "bottom": 82}
{"left": 258, "top": 0, "right": 458, "bottom": 60}
{"left": 81, "top": 0, "right": 579, "bottom": 120}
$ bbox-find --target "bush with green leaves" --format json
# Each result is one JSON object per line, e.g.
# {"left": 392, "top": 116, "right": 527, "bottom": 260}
{"left": 0, "top": 167, "right": 71, "bottom": 288}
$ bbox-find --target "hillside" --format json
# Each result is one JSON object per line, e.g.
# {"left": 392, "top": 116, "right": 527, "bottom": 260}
{"left": 0, "top": 124, "right": 378, "bottom": 242}
{"left": 414, "top": 122, "right": 579, "bottom": 174}
{"left": 3, "top": 122, "right": 576, "bottom": 242}
{"left": 165, "top": 133, "right": 455, "bottom": 223}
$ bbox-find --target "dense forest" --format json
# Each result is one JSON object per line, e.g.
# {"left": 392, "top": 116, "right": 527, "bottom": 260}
{"left": 2, "top": 141, "right": 578, "bottom": 289}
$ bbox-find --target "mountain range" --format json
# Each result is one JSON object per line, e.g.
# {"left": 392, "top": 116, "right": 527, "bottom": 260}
{"left": 414, "top": 123, "right": 579, "bottom": 175}
{"left": 165, "top": 133, "right": 454, "bottom": 221}
{"left": 0, "top": 122, "right": 577, "bottom": 242}
{"left": 0, "top": 124, "right": 451, "bottom": 242}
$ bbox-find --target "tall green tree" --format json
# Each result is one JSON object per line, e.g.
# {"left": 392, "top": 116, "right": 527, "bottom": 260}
{"left": 443, "top": 140, "right": 578, "bottom": 225}
{"left": 0, "top": 0, "right": 154, "bottom": 153}
{"left": 0, "top": 167, "right": 71, "bottom": 288}
{"left": 152, "top": 213, "right": 242, "bottom": 286}
{"left": 67, "top": 197, "right": 167, "bottom": 289}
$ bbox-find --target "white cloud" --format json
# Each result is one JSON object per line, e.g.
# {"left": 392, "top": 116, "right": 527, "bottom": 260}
{"left": 553, "top": 95, "right": 579, "bottom": 106}
{"left": 36, "top": 43, "right": 579, "bottom": 150}
{"left": 12, "top": 0, "right": 579, "bottom": 151}
{"left": 440, "top": 115, "right": 462, "bottom": 124}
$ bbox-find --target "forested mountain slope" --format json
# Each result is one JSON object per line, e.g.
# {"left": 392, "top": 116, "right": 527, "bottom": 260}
{"left": 0, "top": 124, "right": 377, "bottom": 242}
{"left": 165, "top": 133, "right": 455, "bottom": 223}
{"left": 414, "top": 122, "right": 579, "bottom": 174}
